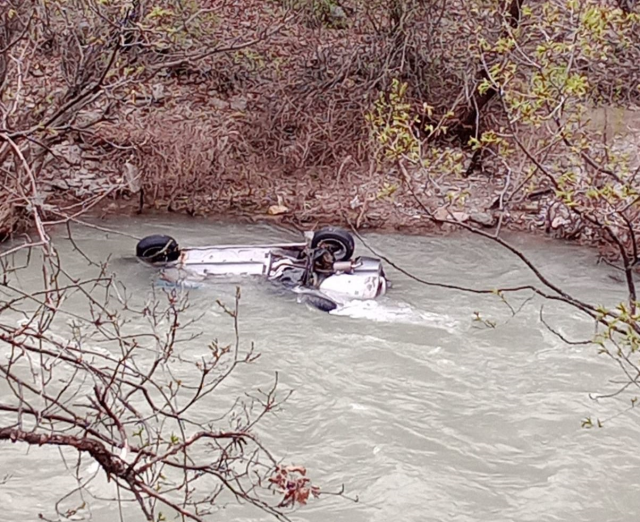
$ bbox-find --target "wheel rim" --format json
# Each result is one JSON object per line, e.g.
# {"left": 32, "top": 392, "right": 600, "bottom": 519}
{"left": 317, "top": 239, "right": 347, "bottom": 260}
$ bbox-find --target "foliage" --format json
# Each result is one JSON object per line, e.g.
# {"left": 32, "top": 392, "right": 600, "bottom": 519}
{"left": 375, "top": 0, "right": 640, "bottom": 418}
{"left": 367, "top": 78, "right": 419, "bottom": 162}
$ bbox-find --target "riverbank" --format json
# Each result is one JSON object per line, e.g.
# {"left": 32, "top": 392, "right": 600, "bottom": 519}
{"left": 72, "top": 165, "right": 576, "bottom": 241}
{"left": 2, "top": 1, "right": 639, "bottom": 258}
{"left": 0, "top": 146, "right": 618, "bottom": 257}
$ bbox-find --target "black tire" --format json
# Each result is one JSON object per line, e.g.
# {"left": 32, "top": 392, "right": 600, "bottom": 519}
{"left": 136, "top": 235, "right": 180, "bottom": 263}
{"left": 301, "top": 294, "right": 338, "bottom": 312}
{"left": 311, "top": 227, "right": 355, "bottom": 261}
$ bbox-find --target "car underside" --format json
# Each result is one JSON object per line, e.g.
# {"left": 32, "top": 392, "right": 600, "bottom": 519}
{"left": 134, "top": 227, "right": 389, "bottom": 312}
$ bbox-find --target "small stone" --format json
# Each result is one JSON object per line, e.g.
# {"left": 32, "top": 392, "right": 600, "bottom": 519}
{"left": 433, "top": 206, "right": 449, "bottom": 221}
{"left": 151, "top": 83, "right": 165, "bottom": 101}
{"left": 229, "top": 96, "right": 247, "bottom": 111}
{"left": 450, "top": 211, "right": 469, "bottom": 223}
{"left": 551, "top": 216, "right": 570, "bottom": 229}
{"left": 469, "top": 212, "right": 496, "bottom": 228}
{"left": 209, "top": 97, "right": 228, "bottom": 110}
{"left": 433, "top": 207, "right": 468, "bottom": 222}
{"left": 329, "top": 4, "right": 347, "bottom": 19}
{"left": 267, "top": 205, "right": 289, "bottom": 216}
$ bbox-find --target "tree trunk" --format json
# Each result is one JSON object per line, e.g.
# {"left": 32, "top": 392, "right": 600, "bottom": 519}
{"left": 451, "top": 0, "right": 525, "bottom": 146}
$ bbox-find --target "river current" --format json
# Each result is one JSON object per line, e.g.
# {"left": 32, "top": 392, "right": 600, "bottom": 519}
{"left": 1, "top": 216, "right": 639, "bottom": 522}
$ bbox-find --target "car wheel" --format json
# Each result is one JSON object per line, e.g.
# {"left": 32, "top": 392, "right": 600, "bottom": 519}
{"left": 296, "top": 292, "right": 339, "bottom": 312}
{"left": 311, "top": 227, "right": 355, "bottom": 262}
{"left": 136, "top": 235, "right": 181, "bottom": 263}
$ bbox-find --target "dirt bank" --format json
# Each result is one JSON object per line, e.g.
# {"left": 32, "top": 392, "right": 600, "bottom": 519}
{"left": 75, "top": 163, "right": 569, "bottom": 240}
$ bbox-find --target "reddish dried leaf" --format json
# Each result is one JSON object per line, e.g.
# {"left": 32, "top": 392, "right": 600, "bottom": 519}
{"left": 295, "top": 488, "right": 310, "bottom": 505}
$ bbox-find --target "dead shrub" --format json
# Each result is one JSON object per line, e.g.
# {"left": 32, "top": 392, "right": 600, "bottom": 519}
{"left": 98, "top": 108, "right": 249, "bottom": 210}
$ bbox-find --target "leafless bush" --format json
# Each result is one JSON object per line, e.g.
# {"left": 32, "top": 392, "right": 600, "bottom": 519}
{"left": 97, "top": 108, "right": 245, "bottom": 210}
{"left": 0, "top": 223, "right": 323, "bottom": 520}
{"left": 0, "top": 0, "right": 294, "bottom": 232}
{"left": 0, "top": 4, "right": 335, "bottom": 514}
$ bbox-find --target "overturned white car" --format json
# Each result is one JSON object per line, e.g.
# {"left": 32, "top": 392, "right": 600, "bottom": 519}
{"left": 135, "top": 227, "right": 389, "bottom": 311}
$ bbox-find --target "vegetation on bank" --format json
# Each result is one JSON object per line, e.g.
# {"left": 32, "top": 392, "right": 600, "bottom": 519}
{"left": 0, "top": 0, "right": 638, "bottom": 242}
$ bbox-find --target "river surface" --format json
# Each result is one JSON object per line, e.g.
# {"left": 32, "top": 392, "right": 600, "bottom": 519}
{"left": 2, "top": 216, "right": 640, "bottom": 522}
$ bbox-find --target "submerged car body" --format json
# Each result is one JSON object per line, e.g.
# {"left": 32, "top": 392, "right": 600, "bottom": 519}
{"left": 135, "top": 227, "right": 389, "bottom": 311}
